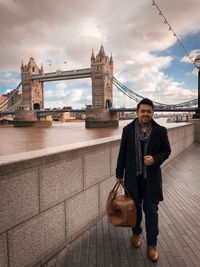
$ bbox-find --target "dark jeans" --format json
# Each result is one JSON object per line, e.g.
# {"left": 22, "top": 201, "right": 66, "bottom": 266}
{"left": 132, "top": 175, "right": 159, "bottom": 246}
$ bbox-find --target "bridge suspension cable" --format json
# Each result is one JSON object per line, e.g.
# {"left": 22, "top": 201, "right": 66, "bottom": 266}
{"left": 106, "top": 73, "right": 197, "bottom": 108}
{"left": 106, "top": 74, "right": 143, "bottom": 102}
{"left": 0, "top": 82, "right": 22, "bottom": 111}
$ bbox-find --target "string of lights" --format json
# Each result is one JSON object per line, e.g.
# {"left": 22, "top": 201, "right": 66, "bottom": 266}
{"left": 151, "top": 0, "right": 198, "bottom": 69}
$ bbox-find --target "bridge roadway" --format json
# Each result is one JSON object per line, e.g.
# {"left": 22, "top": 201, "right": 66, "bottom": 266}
{"left": 44, "top": 143, "right": 200, "bottom": 267}
{"left": 0, "top": 107, "right": 197, "bottom": 117}
{"left": 31, "top": 68, "right": 92, "bottom": 82}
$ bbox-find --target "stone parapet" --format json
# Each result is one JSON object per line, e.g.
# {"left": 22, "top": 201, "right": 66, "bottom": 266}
{"left": 189, "top": 119, "right": 200, "bottom": 143}
{"left": 0, "top": 123, "right": 196, "bottom": 266}
{"left": 0, "top": 233, "right": 7, "bottom": 267}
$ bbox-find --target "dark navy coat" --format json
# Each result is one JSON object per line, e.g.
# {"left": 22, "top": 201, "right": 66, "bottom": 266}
{"left": 116, "top": 119, "right": 171, "bottom": 203}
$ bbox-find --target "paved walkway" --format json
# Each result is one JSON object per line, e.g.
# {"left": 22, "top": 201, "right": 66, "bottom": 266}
{"left": 44, "top": 143, "right": 200, "bottom": 267}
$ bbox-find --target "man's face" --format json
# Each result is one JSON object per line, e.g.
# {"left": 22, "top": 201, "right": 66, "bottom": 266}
{"left": 136, "top": 104, "right": 154, "bottom": 125}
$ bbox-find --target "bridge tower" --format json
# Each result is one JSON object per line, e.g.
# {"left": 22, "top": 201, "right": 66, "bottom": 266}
{"left": 14, "top": 58, "right": 51, "bottom": 127}
{"left": 21, "top": 57, "right": 44, "bottom": 111}
{"left": 86, "top": 45, "right": 118, "bottom": 128}
{"left": 91, "top": 45, "right": 113, "bottom": 109}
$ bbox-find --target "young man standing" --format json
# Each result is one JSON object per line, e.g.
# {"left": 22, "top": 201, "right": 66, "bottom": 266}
{"left": 116, "top": 98, "right": 171, "bottom": 262}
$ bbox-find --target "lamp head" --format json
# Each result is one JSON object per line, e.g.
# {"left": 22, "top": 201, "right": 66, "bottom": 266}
{"left": 194, "top": 55, "right": 200, "bottom": 68}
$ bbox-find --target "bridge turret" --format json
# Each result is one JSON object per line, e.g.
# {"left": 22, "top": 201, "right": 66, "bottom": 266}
{"left": 109, "top": 54, "right": 113, "bottom": 69}
{"left": 90, "top": 45, "right": 113, "bottom": 109}
{"left": 40, "top": 63, "right": 44, "bottom": 74}
{"left": 27, "top": 57, "right": 40, "bottom": 74}
{"left": 98, "top": 45, "right": 106, "bottom": 57}
{"left": 20, "top": 57, "right": 44, "bottom": 111}
{"left": 21, "top": 60, "right": 24, "bottom": 70}
{"left": 91, "top": 49, "right": 95, "bottom": 64}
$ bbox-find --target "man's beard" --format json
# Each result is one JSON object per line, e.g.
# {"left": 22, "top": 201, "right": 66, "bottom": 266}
{"left": 141, "top": 117, "right": 152, "bottom": 125}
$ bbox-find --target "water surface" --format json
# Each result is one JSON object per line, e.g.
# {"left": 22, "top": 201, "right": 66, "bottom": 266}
{"left": 0, "top": 118, "right": 188, "bottom": 156}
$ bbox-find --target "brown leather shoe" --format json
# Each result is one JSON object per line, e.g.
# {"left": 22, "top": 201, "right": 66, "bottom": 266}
{"left": 147, "top": 246, "right": 159, "bottom": 262}
{"left": 131, "top": 234, "right": 141, "bottom": 248}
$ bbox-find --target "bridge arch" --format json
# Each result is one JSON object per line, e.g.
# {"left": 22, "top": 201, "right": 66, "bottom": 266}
{"left": 33, "top": 103, "right": 40, "bottom": 110}
{"left": 106, "top": 99, "right": 112, "bottom": 108}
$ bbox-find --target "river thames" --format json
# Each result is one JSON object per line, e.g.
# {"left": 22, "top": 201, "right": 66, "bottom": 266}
{"left": 0, "top": 118, "right": 188, "bottom": 157}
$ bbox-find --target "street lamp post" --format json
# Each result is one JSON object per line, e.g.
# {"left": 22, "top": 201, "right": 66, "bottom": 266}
{"left": 193, "top": 55, "right": 200, "bottom": 118}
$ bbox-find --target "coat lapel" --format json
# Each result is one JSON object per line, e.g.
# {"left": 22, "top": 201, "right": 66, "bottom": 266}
{"left": 147, "top": 119, "right": 159, "bottom": 153}
{"left": 127, "top": 120, "right": 135, "bottom": 150}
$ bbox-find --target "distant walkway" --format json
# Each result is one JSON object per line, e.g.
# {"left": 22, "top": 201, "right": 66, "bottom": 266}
{"left": 44, "top": 144, "right": 200, "bottom": 267}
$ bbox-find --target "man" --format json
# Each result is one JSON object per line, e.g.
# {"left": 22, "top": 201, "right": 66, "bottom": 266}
{"left": 116, "top": 98, "right": 171, "bottom": 262}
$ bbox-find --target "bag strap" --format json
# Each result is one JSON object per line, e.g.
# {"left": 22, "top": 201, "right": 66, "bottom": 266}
{"left": 121, "top": 183, "right": 132, "bottom": 197}
{"left": 111, "top": 180, "right": 121, "bottom": 193}
{"left": 112, "top": 180, "right": 132, "bottom": 198}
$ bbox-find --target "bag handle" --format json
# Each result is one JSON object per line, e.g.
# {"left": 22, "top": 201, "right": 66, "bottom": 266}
{"left": 111, "top": 180, "right": 121, "bottom": 192}
{"left": 112, "top": 180, "right": 132, "bottom": 197}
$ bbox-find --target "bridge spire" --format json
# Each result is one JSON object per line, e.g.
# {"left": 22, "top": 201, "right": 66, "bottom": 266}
{"left": 91, "top": 49, "right": 95, "bottom": 63}
{"left": 40, "top": 63, "right": 44, "bottom": 74}
{"left": 109, "top": 53, "right": 113, "bottom": 67}
{"left": 98, "top": 44, "right": 106, "bottom": 57}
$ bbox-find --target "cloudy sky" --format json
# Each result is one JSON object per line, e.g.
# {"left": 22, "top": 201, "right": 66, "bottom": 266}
{"left": 0, "top": 0, "right": 200, "bottom": 108}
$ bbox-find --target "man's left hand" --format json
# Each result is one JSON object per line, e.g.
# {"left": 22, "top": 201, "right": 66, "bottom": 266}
{"left": 144, "top": 155, "right": 154, "bottom": 166}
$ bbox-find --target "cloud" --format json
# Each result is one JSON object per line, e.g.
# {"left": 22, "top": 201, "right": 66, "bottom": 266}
{"left": 0, "top": 71, "right": 21, "bottom": 92}
{"left": 181, "top": 49, "right": 200, "bottom": 64}
{"left": 112, "top": 51, "right": 196, "bottom": 107}
{"left": 45, "top": 87, "right": 84, "bottom": 106}
{"left": 0, "top": 0, "right": 200, "bottom": 106}
{"left": 55, "top": 82, "right": 67, "bottom": 90}
{"left": 0, "top": 0, "right": 199, "bottom": 70}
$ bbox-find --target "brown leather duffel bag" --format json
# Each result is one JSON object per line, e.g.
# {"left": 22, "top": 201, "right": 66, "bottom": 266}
{"left": 106, "top": 180, "right": 137, "bottom": 227}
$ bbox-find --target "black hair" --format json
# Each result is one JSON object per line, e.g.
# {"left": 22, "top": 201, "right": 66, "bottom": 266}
{"left": 136, "top": 98, "right": 154, "bottom": 111}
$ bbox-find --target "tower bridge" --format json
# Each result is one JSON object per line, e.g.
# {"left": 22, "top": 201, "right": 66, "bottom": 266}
{"left": 0, "top": 45, "right": 198, "bottom": 127}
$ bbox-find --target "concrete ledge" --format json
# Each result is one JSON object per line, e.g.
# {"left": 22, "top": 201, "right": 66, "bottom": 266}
{"left": 8, "top": 203, "right": 65, "bottom": 267}
{"left": 0, "top": 168, "right": 39, "bottom": 233}
{"left": 111, "top": 144, "right": 120, "bottom": 175}
{"left": 164, "top": 123, "right": 195, "bottom": 166}
{"left": 0, "top": 233, "right": 8, "bottom": 267}
{"left": 40, "top": 157, "right": 83, "bottom": 211}
{"left": 0, "top": 135, "right": 121, "bottom": 169}
{"left": 190, "top": 119, "right": 200, "bottom": 143}
{"left": 84, "top": 145, "right": 110, "bottom": 188}
{"left": 99, "top": 176, "right": 116, "bottom": 213}
{"left": 65, "top": 185, "right": 99, "bottom": 238}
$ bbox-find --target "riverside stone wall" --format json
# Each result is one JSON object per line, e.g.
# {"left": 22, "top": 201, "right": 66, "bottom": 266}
{"left": 0, "top": 123, "right": 195, "bottom": 267}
